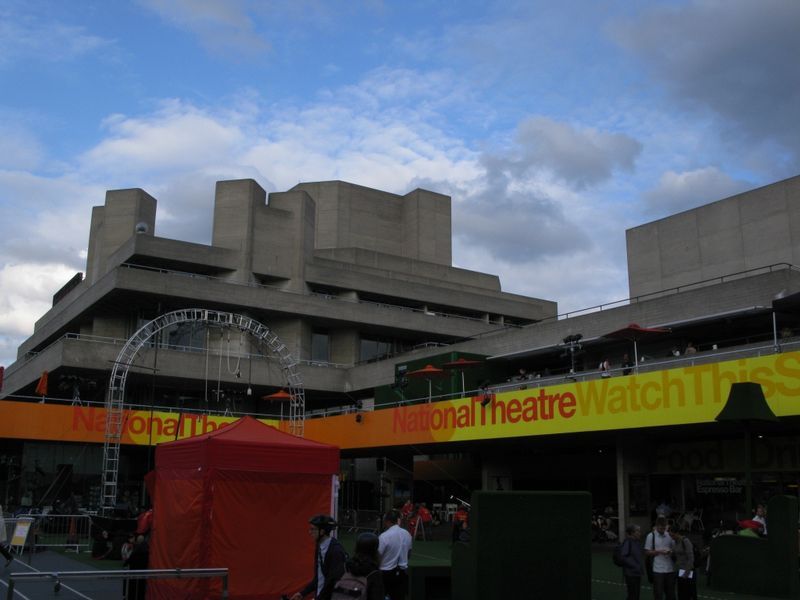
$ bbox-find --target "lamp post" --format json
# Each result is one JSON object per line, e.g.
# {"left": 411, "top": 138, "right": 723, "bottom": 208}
{"left": 715, "top": 382, "right": 778, "bottom": 513}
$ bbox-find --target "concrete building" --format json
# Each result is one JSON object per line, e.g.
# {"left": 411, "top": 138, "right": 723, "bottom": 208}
{"left": 2, "top": 174, "right": 800, "bottom": 534}
{"left": 2, "top": 179, "right": 554, "bottom": 409}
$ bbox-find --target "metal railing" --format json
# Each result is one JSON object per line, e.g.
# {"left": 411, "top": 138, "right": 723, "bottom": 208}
{"left": 4, "top": 514, "right": 92, "bottom": 553}
{"left": 6, "top": 567, "right": 229, "bottom": 600}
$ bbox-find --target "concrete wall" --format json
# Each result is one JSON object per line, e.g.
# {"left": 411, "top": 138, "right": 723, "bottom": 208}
{"left": 627, "top": 175, "right": 800, "bottom": 297}
{"left": 86, "top": 188, "right": 156, "bottom": 285}
{"left": 293, "top": 181, "right": 452, "bottom": 265}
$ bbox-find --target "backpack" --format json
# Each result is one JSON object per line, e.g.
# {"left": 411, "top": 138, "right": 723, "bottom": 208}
{"left": 612, "top": 539, "right": 629, "bottom": 567}
{"left": 331, "top": 571, "right": 371, "bottom": 600}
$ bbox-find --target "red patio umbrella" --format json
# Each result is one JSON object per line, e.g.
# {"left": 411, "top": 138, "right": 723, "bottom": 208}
{"left": 407, "top": 364, "right": 446, "bottom": 402}
{"left": 442, "top": 357, "right": 483, "bottom": 397}
{"left": 603, "top": 324, "right": 671, "bottom": 373}
{"left": 262, "top": 389, "right": 293, "bottom": 419}
{"left": 262, "top": 389, "right": 293, "bottom": 401}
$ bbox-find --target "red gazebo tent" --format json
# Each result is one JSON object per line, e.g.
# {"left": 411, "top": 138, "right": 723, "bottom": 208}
{"left": 148, "top": 416, "right": 339, "bottom": 600}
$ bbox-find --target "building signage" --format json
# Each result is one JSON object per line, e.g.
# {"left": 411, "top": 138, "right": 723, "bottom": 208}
{"left": 0, "top": 404, "right": 279, "bottom": 446}
{"left": 1, "top": 351, "right": 799, "bottom": 449}
{"left": 304, "top": 351, "right": 800, "bottom": 449}
{"left": 696, "top": 479, "right": 744, "bottom": 494}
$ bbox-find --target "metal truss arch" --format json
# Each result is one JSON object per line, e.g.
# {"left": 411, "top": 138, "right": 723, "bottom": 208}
{"left": 101, "top": 308, "right": 305, "bottom": 514}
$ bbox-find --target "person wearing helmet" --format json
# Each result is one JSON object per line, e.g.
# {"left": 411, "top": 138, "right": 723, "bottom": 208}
{"left": 290, "top": 514, "right": 346, "bottom": 600}
{"left": 331, "top": 532, "right": 385, "bottom": 600}
{"left": 378, "top": 510, "right": 412, "bottom": 600}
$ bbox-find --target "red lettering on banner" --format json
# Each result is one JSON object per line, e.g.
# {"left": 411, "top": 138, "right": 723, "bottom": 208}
{"left": 391, "top": 388, "right": 578, "bottom": 434}
{"left": 559, "top": 393, "right": 576, "bottom": 418}
{"left": 73, "top": 406, "right": 95, "bottom": 431}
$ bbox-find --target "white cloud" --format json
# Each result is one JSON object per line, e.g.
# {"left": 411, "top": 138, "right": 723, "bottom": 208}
{"left": 0, "top": 170, "right": 101, "bottom": 268}
{"left": 612, "top": 0, "right": 800, "bottom": 165}
{"left": 643, "top": 167, "right": 751, "bottom": 216}
{"left": 138, "top": 0, "right": 270, "bottom": 57}
{"left": 0, "top": 262, "right": 77, "bottom": 367}
{"left": 514, "top": 117, "right": 641, "bottom": 189}
{"left": 82, "top": 101, "right": 248, "bottom": 178}
{"left": 0, "top": 9, "right": 111, "bottom": 67}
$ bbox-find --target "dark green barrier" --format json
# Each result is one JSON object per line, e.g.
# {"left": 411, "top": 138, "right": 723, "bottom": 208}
{"left": 711, "top": 495, "right": 799, "bottom": 598}
{"left": 451, "top": 491, "right": 592, "bottom": 600}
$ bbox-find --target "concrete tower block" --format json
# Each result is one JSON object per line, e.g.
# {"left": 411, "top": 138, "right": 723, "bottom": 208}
{"left": 85, "top": 188, "right": 156, "bottom": 284}
{"left": 264, "top": 190, "right": 316, "bottom": 293}
{"left": 212, "top": 179, "right": 267, "bottom": 283}
{"left": 402, "top": 188, "right": 452, "bottom": 265}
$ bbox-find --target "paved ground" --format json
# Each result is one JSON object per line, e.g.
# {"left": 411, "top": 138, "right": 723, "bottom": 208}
{"left": 1, "top": 551, "right": 123, "bottom": 600}
{"left": 0, "top": 538, "right": 793, "bottom": 599}
{"left": 343, "top": 529, "right": 792, "bottom": 600}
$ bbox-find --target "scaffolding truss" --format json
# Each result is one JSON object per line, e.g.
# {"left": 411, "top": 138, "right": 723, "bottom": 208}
{"left": 100, "top": 308, "right": 305, "bottom": 515}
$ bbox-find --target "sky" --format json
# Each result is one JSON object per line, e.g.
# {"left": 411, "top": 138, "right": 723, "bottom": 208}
{"left": 1, "top": 0, "right": 799, "bottom": 367}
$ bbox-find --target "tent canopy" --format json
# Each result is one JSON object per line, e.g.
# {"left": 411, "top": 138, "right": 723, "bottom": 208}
{"left": 150, "top": 416, "right": 340, "bottom": 600}
{"left": 157, "top": 414, "right": 339, "bottom": 473}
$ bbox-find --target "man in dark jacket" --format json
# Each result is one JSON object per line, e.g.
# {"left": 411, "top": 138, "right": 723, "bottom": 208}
{"left": 291, "top": 514, "right": 347, "bottom": 600}
{"left": 620, "top": 524, "right": 645, "bottom": 600}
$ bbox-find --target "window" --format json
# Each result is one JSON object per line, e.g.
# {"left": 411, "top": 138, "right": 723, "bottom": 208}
{"left": 312, "top": 332, "right": 330, "bottom": 363}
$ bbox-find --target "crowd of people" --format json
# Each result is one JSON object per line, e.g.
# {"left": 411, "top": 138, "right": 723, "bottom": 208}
{"left": 615, "top": 504, "right": 769, "bottom": 600}
{"left": 287, "top": 510, "right": 412, "bottom": 600}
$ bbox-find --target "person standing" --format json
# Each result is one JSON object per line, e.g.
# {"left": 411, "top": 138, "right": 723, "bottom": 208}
{"left": 599, "top": 358, "right": 612, "bottom": 378}
{"left": 620, "top": 524, "right": 645, "bottom": 600}
{"left": 291, "top": 514, "right": 346, "bottom": 600}
{"left": 378, "top": 510, "right": 412, "bottom": 600}
{"left": 645, "top": 517, "right": 676, "bottom": 600}
{"left": 0, "top": 505, "right": 14, "bottom": 567}
{"left": 752, "top": 504, "right": 768, "bottom": 535}
{"left": 124, "top": 534, "right": 149, "bottom": 600}
{"left": 669, "top": 529, "right": 697, "bottom": 600}
{"left": 622, "top": 354, "right": 633, "bottom": 376}
{"left": 332, "top": 532, "right": 385, "bottom": 600}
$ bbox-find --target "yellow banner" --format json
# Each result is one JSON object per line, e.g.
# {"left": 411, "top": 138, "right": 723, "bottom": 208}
{"left": 0, "top": 403, "right": 279, "bottom": 445}
{"left": 1, "top": 352, "right": 798, "bottom": 450}
{"left": 304, "top": 352, "right": 800, "bottom": 448}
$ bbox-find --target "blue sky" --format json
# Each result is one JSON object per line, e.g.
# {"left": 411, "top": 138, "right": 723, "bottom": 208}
{"left": 1, "top": 0, "right": 799, "bottom": 367}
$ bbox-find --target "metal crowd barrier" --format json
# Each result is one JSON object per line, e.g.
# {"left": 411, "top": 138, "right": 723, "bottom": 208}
{"left": 6, "top": 567, "right": 229, "bottom": 600}
{"left": 5, "top": 514, "right": 92, "bottom": 555}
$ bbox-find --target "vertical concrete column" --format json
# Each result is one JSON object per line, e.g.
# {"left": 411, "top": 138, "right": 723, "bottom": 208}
{"left": 330, "top": 328, "right": 360, "bottom": 365}
{"left": 212, "top": 179, "right": 266, "bottom": 284}
{"left": 270, "top": 318, "right": 313, "bottom": 362}
{"left": 616, "top": 444, "right": 628, "bottom": 538}
{"left": 265, "top": 190, "right": 316, "bottom": 293}
{"left": 85, "top": 188, "right": 156, "bottom": 284}
{"left": 402, "top": 189, "right": 452, "bottom": 265}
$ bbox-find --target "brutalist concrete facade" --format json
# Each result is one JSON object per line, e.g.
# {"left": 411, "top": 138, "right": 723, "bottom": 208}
{"left": 626, "top": 174, "right": 800, "bottom": 298}
{"left": 1, "top": 179, "right": 556, "bottom": 403}
{"left": 4, "top": 175, "right": 800, "bottom": 408}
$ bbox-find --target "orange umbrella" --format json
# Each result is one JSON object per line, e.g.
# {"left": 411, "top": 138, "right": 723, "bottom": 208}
{"left": 442, "top": 358, "right": 483, "bottom": 396}
{"left": 262, "top": 389, "right": 293, "bottom": 401}
{"left": 407, "top": 365, "right": 446, "bottom": 402}
{"left": 35, "top": 370, "right": 49, "bottom": 397}
{"left": 262, "top": 389, "right": 293, "bottom": 419}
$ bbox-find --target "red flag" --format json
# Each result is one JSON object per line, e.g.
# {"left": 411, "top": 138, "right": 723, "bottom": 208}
{"left": 35, "top": 370, "right": 49, "bottom": 397}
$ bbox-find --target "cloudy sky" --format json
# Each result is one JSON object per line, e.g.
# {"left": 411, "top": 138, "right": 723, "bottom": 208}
{"left": 1, "top": 0, "right": 799, "bottom": 367}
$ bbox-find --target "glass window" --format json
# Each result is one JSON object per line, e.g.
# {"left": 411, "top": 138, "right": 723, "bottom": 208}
{"left": 312, "top": 332, "right": 330, "bottom": 363}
